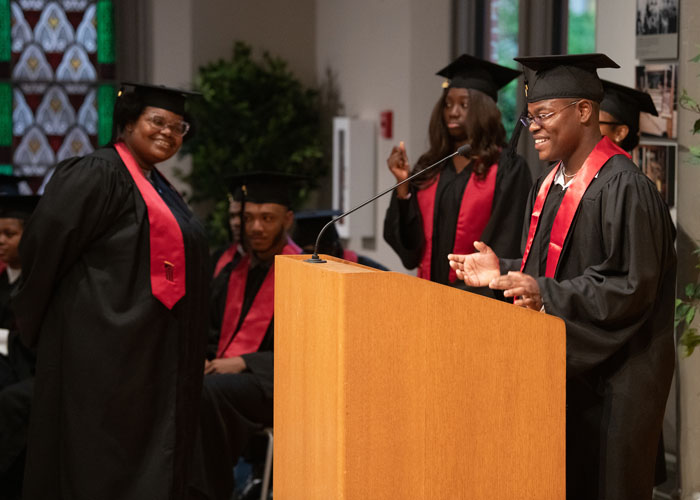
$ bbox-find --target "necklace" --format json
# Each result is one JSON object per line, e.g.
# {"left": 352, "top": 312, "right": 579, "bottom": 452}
{"left": 562, "top": 166, "right": 577, "bottom": 180}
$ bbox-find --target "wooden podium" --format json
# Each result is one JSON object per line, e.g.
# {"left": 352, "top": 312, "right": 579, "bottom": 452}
{"left": 274, "top": 255, "right": 565, "bottom": 499}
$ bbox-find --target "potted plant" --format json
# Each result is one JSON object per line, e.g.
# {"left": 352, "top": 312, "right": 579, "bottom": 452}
{"left": 180, "top": 41, "right": 326, "bottom": 245}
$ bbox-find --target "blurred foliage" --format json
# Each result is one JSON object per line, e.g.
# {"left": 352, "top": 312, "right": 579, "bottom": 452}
{"left": 568, "top": 0, "right": 596, "bottom": 55}
{"left": 677, "top": 49, "right": 700, "bottom": 356}
{"left": 179, "top": 41, "right": 326, "bottom": 246}
{"left": 493, "top": 0, "right": 519, "bottom": 138}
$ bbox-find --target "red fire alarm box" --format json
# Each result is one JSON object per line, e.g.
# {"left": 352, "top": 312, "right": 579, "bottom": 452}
{"left": 380, "top": 110, "right": 393, "bottom": 139}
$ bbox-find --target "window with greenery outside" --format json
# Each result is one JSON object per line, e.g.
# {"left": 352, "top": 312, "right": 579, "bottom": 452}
{"left": 180, "top": 42, "right": 326, "bottom": 247}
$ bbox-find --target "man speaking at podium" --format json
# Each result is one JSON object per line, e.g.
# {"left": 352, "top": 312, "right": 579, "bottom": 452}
{"left": 448, "top": 54, "right": 676, "bottom": 500}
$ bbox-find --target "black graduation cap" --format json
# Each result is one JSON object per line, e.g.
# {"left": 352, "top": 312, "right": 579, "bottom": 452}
{"left": 513, "top": 53, "right": 619, "bottom": 103}
{"left": 436, "top": 54, "right": 521, "bottom": 102}
{"left": 601, "top": 79, "right": 658, "bottom": 127}
{"left": 226, "top": 171, "right": 308, "bottom": 208}
{"left": 292, "top": 209, "right": 342, "bottom": 254}
{"left": 118, "top": 82, "right": 200, "bottom": 115}
{"left": 0, "top": 175, "right": 40, "bottom": 220}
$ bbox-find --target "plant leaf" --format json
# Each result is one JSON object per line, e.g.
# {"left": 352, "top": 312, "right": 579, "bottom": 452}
{"left": 680, "top": 328, "right": 700, "bottom": 357}
{"left": 687, "top": 307, "right": 696, "bottom": 326}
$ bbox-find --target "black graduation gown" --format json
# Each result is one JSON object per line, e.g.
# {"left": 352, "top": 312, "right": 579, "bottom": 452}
{"left": 0, "top": 271, "right": 34, "bottom": 388}
{"left": 13, "top": 147, "right": 210, "bottom": 500}
{"left": 0, "top": 270, "right": 35, "bottom": 500}
{"left": 208, "top": 258, "right": 273, "bottom": 397}
{"left": 196, "top": 258, "right": 276, "bottom": 500}
{"left": 504, "top": 155, "right": 676, "bottom": 500}
{"left": 383, "top": 152, "right": 531, "bottom": 295}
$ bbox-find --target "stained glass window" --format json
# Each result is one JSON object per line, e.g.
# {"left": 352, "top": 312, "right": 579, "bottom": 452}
{"left": 1, "top": 0, "right": 115, "bottom": 189}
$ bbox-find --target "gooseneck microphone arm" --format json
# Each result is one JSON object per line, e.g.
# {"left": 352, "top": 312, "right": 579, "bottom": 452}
{"left": 306, "top": 144, "right": 472, "bottom": 263}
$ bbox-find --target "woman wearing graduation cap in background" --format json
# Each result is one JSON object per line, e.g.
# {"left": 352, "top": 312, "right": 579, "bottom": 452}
{"left": 13, "top": 83, "right": 210, "bottom": 500}
{"left": 599, "top": 79, "right": 658, "bottom": 153}
{"left": 383, "top": 54, "right": 532, "bottom": 296}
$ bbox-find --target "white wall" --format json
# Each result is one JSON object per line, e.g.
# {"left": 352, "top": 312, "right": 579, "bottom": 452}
{"left": 595, "top": 0, "right": 636, "bottom": 86}
{"left": 316, "top": 0, "right": 451, "bottom": 272}
{"left": 190, "top": 0, "right": 317, "bottom": 87}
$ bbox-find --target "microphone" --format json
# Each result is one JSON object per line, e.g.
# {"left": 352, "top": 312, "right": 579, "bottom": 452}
{"left": 306, "top": 144, "right": 472, "bottom": 263}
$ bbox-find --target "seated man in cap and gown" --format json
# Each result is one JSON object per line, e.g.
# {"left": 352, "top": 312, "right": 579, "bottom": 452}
{"left": 293, "top": 209, "right": 388, "bottom": 270}
{"left": 448, "top": 53, "right": 676, "bottom": 500}
{"left": 13, "top": 83, "right": 210, "bottom": 500}
{"left": 0, "top": 180, "right": 39, "bottom": 500}
{"left": 199, "top": 171, "right": 302, "bottom": 500}
{"left": 383, "top": 54, "right": 532, "bottom": 296}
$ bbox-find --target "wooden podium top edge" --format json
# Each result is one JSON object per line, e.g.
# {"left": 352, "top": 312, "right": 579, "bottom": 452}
{"left": 277, "top": 254, "right": 377, "bottom": 274}
{"left": 276, "top": 254, "right": 566, "bottom": 334}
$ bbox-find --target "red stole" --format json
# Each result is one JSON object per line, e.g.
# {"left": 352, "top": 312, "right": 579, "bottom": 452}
{"left": 213, "top": 244, "right": 238, "bottom": 278}
{"left": 216, "top": 239, "right": 301, "bottom": 358}
{"left": 342, "top": 249, "right": 359, "bottom": 263}
{"left": 416, "top": 163, "right": 498, "bottom": 282}
{"left": 520, "top": 137, "right": 629, "bottom": 278}
{"left": 115, "top": 142, "right": 186, "bottom": 309}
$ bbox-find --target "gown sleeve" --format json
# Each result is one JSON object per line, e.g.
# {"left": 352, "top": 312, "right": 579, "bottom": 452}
{"left": 480, "top": 152, "right": 533, "bottom": 259}
{"left": 14, "top": 154, "right": 128, "bottom": 348}
{"left": 383, "top": 190, "right": 425, "bottom": 269}
{"left": 536, "top": 171, "right": 676, "bottom": 378}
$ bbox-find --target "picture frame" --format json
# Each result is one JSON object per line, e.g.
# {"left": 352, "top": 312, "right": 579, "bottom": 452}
{"left": 633, "top": 141, "right": 677, "bottom": 207}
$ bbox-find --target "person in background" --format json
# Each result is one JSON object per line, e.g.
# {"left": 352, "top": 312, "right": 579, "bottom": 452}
{"left": 13, "top": 83, "right": 210, "bottom": 500}
{"left": 383, "top": 54, "right": 532, "bottom": 296}
{"left": 211, "top": 188, "right": 245, "bottom": 279}
{"left": 448, "top": 53, "right": 676, "bottom": 500}
{"left": 199, "top": 172, "right": 302, "bottom": 500}
{"left": 0, "top": 181, "right": 39, "bottom": 500}
{"left": 599, "top": 79, "right": 658, "bottom": 153}
{"left": 292, "top": 209, "right": 388, "bottom": 270}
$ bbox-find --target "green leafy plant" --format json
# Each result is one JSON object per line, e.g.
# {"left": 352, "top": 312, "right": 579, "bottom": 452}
{"left": 676, "top": 49, "right": 700, "bottom": 356}
{"left": 180, "top": 41, "right": 326, "bottom": 245}
{"left": 676, "top": 249, "right": 700, "bottom": 356}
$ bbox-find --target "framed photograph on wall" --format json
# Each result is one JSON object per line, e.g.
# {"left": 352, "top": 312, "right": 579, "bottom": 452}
{"left": 636, "top": 63, "right": 677, "bottom": 139}
{"left": 633, "top": 142, "right": 677, "bottom": 207}
{"left": 635, "top": 0, "right": 679, "bottom": 60}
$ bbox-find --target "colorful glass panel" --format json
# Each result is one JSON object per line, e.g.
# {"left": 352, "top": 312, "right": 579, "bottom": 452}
{"left": 96, "top": 0, "right": 113, "bottom": 64}
{"left": 1, "top": 0, "right": 11, "bottom": 62}
{"left": 0, "top": 83, "right": 12, "bottom": 146}
{"left": 11, "top": 3, "right": 33, "bottom": 54}
{"left": 7, "top": 0, "right": 115, "bottom": 185}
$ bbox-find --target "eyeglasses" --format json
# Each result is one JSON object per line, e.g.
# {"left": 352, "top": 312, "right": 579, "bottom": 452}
{"left": 520, "top": 100, "right": 581, "bottom": 128}
{"left": 144, "top": 114, "right": 191, "bottom": 137}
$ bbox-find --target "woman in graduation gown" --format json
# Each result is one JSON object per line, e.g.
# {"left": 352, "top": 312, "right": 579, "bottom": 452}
{"left": 383, "top": 54, "right": 532, "bottom": 294}
{"left": 13, "top": 83, "right": 210, "bottom": 500}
